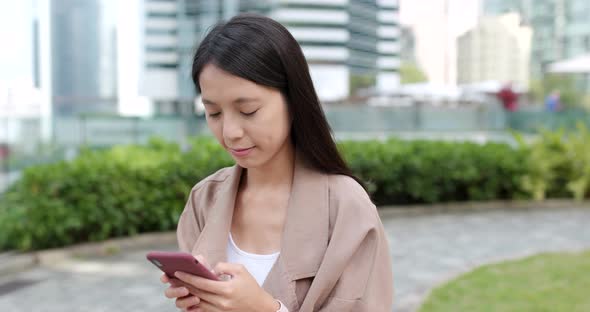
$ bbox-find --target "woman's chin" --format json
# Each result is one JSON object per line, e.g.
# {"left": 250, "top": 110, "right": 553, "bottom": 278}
{"left": 233, "top": 157, "right": 259, "bottom": 169}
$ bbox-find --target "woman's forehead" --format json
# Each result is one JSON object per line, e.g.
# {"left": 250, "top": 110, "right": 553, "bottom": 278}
{"left": 200, "top": 64, "right": 255, "bottom": 89}
{"left": 200, "top": 64, "right": 281, "bottom": 104}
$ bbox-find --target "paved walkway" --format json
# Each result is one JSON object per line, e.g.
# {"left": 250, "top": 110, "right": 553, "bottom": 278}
{"left": 0, "top": 206, "right": 589, "bottom": 312}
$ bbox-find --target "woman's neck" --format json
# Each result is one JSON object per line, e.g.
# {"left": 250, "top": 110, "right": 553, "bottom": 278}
{"left": 242, "top": 141, "right": 295, "bottom": 190}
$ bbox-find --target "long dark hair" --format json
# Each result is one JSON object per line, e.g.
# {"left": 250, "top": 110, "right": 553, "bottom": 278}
{"left": 191, "top": 13, "right": 364, "bottom": 188}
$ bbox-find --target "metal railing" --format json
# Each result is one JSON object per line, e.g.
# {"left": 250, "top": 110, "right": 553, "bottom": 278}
{"left": 2, "top": 102, "right": 590, "bottom": 192}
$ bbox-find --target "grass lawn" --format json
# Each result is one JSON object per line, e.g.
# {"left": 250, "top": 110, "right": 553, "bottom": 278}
{"left": 419, "top": 250, "right": 590, "bottom": 312}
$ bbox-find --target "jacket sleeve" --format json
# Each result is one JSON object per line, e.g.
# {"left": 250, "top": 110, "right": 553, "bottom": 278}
{"left": 312, "top": 177, "right": 394, "bottom": 312}
{"left": 176, "top": 187, "right": 202, "bottom": 253}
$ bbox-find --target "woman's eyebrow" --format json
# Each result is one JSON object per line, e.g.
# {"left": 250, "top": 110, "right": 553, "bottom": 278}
{"left": 233, "top": 97, "right": 259, "bottom": 104}
{"left": 202, "top": 97, "right": 258, "bottom": 105}
{"left": 202, "top": 98, "right": 215, "bottom": 105}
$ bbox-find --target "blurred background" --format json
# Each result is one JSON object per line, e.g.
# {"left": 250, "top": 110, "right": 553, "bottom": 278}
{"left": 1, "top": 0, "right": 588, "bottom": 191}
{"left": 1, "top": 1, "right": 590, "bottom": 311}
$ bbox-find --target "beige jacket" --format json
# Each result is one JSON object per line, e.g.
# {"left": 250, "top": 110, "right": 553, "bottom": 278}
{"left": 176, "top": 159, "right": 394, "bottom": 311}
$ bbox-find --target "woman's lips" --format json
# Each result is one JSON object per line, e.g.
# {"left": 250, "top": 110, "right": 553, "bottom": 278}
{"left": 229, "top": 146, "right": 255, "bottom": 157}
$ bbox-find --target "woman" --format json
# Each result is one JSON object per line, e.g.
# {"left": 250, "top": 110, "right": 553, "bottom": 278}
{"left": 161, "top": 13, "right": 393, "bottom": 312}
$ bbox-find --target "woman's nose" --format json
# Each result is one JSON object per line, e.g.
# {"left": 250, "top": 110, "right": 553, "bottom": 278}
{"left": 222, "top": 115, "right": 244, "bottom": 140}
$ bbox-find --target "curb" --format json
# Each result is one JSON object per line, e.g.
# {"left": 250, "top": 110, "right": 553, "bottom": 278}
{"left": 0, "top": 252, "right": 37, "bottom": 277}
{"left": 0, "top": 232, "right": 177, "bottom": 278}
{"left": 34, "top": 231, "right": 177, "bottom": 266}
{"left": 377, "top": 199, "right": 590, "bottom": 219}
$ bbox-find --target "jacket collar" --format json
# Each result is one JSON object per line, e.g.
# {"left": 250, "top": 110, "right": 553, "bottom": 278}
{"left": 191, "top": 154, "right": 330, "bottom": 306}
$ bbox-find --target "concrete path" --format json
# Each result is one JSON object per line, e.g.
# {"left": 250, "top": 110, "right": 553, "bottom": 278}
{"left": 0, "top": 206, "right": 589, "bottom": 311}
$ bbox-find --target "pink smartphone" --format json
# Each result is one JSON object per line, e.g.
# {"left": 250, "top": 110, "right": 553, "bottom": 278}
{"left": 146, "top": 251, "right": 219, "bottom": 281}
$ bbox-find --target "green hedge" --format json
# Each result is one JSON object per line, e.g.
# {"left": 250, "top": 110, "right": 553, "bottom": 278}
{"left": 1, "top": 127, "right": 589, "bottom": 251}
{"left": 0, "top": 137, "right": 233, "bottom": 251}
{"left": 340, "top": 138, "right": 528, "bottom": 205}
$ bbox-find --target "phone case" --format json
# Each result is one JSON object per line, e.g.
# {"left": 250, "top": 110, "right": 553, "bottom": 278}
{"left": 146, "top": 251, "right": 220, "bottom": 281}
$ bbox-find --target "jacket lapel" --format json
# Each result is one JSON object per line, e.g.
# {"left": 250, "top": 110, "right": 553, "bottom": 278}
{"left": 191, "top": 164, "right": 242, "bottom": 266}
{"left": 262, "top": 157, "right": 330, "bottom": 310}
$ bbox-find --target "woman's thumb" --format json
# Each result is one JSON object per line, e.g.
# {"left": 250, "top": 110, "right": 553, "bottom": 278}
{"left": 213, "top": 262, "right": 243, "bottom": 277}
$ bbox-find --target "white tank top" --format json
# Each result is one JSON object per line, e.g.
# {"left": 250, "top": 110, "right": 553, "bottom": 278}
{"left": 226, "top": 233, "right": 280, "bottom": 286}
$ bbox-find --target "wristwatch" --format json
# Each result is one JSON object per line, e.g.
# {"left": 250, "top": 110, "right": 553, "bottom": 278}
{"left": 276, "top": 299, "right": 289, "bottom": 312}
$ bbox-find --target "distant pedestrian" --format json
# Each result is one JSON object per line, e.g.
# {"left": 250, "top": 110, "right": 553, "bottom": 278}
{"left": 545, "top": 90, "right": 561, "bottom": 112}
{"left": 497, "top": 82, "right": 519, "bottom": 112}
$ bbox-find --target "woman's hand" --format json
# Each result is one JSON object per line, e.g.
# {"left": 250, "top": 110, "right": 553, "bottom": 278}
{"left": 162, "top": 274, "right": 201, "bottom": 311}
{"left": 161, "top": 254, "right": 211, "bottom": 311}
{"left": 174, "top": 262, "right": 280, "bottom": 312}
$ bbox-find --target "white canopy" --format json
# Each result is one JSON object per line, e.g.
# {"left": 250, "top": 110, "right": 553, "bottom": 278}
{"left": 547, "top": 54, "right": 590, "bottom": 73}
{"left": 459, "top": 80, "right": 527, "bottom": 94}
{"left": 396, "top": 82, "right": 461, "bottom": 100}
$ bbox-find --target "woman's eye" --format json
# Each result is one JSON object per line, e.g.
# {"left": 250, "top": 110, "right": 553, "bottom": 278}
{"left": 242, "top": 109, "right": 259, "bottom": 116}
{"left": 208, "top": 112, "right": 221, "bottom": 118}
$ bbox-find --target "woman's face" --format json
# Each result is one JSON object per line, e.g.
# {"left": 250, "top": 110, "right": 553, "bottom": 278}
{"left": 199, "top": 63, "right": 292, "bottom": 169}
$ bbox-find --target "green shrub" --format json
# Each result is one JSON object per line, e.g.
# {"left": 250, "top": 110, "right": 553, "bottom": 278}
{"left": 566, "top": 124, "right": 590, "bottom": 200}
{"left": 0, "top": 137, "right": 232, "bottom": 251}
{"left": 514, "top": 123, "right": 590, "bottom": 200}
{"left": 2, "top": 128, "right": 589, "bottom": 251}
{"left": 339, "top": 138, "right": 528, "bottom": 205}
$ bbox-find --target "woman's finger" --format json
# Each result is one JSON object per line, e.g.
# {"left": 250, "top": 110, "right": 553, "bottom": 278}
{"left": 190, "top": 289, "right": 223, "bottom": 307}
{"left": 176, "top": 281, "right": 220, "bottom": 304}
{"left": 213, "top": 262, "right": 243, "bottom": 277}
{"left": 169, "top": 278, "right": 185, "bottom": 288}
{"left": 162, "top": 275, "right": 185, "bottom": 288}
{"left": 175, "top": 294, "right": 200, "bottom": 309}
{"left": 192, "top": 300, "right": 215, "bottom": 312}
{"left": 174, "top": 272, "right": 223, "bottom": 294}
{"left": 184, "top": 284, "right": 204, "bottom": 297}
{"left": 184, "top": 304, "right": 201, "bottom": 312}
{"left": 164, "top": 286, "right": 189, "bottom": 299}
